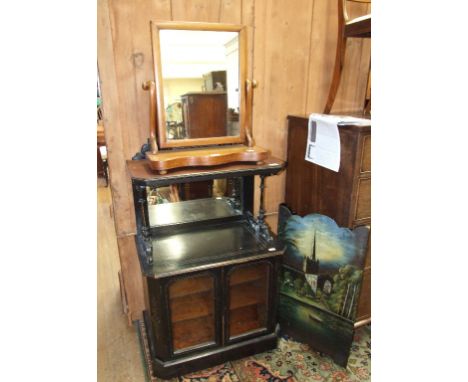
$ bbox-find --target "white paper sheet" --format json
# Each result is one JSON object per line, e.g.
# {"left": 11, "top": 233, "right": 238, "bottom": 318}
{"left": 305, "top": 114, "right": 370, "bottom": 172}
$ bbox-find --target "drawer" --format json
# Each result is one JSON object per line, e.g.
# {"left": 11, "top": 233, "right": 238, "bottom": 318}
{"left": 355, "top": 268, "right": 371, "bottom": 322}
{"left": 360, "top": 135, "right": 371, "bottom": 173}
{"left": 355, "top": 178, "right": 371, "bottom": 221}
{"left": 364, "top": 233, "right": 371, "bottom": 268}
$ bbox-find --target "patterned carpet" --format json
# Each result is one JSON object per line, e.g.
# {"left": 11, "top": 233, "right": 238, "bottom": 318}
{"left": 136, "top": 321, "right": 370, "bottom": 382}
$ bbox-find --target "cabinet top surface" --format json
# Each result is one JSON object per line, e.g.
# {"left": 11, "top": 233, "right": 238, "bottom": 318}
{"left": 128, "top": 157, "right": 285, "bottom": 184}
{"left": 287, "top": 114, "right": 371, "bottom": 131}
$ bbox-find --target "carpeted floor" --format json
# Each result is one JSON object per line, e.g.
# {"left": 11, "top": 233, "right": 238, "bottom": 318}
{"left": 136, "top": 321, "right": 370, "bottom": 382}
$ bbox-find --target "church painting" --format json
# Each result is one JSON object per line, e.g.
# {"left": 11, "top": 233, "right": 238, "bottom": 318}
{"left": 278, "top": 211, "right": 369, "bottom": 320}
{"left": 277, "top": 205, "right": 370, "bottom": 367}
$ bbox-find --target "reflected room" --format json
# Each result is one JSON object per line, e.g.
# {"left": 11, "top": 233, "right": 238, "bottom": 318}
{"left": 160, "top": 30, "right": 240, "bottom": 140}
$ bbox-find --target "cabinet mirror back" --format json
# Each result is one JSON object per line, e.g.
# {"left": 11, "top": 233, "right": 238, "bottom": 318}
{"left": 146, "top": 177, "right": 245, "bottom": 231}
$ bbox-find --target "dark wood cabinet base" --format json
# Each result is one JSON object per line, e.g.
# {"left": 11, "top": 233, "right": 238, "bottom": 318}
{"left": 144, "top": 318, "right": 279, "bottom": 379}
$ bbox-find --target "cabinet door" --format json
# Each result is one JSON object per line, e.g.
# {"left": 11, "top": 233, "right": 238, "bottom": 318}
{"left": 167, "top": 271, "right": 219, "bottom": 353}
{"left": 226, "top": 261, "right": 272, "bottom": 341}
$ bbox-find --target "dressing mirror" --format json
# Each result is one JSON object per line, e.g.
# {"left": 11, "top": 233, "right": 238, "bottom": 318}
{"left": 151, "top": 22, "right": 247, "bottom": 148}
{"left": 143, "top": 21, "right": 269, "bottom": 174}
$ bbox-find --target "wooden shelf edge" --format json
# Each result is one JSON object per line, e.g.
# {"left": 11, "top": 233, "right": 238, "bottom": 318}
{"left": 172, "top": 312, "right": 215, "bottom": 324}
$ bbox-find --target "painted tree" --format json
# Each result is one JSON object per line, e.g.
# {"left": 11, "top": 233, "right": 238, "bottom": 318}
{"left": 327, "top": 265, "right": 363, "bottom": 318}
{"left": 294, "top": 277, "right": 305, "bottom": 296}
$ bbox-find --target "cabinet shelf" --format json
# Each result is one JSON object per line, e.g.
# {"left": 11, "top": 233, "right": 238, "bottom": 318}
{"left": 144, "top": 220, "right": 281, "bottom": 279}
{"left": 230, "top": 283, "right": 266, "bottom": 310}
{"left": 169, "top": 277, "right": 213, "bottom": 299}
{"left": 229, "top": 265, "right": 265, "bottom": 286}
{"left": 172, "top": 315, "right": 215, "bottom": 351}
{"left": 170, "top": 292, "right": 213, "bottom": 323}
{"left": 230, "top": 319, "right": 262, "bottom": 337}
{"left": 148, "top": 197, "right": 241, "bottom": 227}
{"left": 229, "top": 301, "right": 266, "bottom": 337}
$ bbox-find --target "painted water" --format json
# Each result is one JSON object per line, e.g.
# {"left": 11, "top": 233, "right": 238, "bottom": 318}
{"left": 279, "top": 295, "right": 353, "bottom": 351}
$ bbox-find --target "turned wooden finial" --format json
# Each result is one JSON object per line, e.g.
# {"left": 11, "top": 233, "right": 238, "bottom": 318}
{"left": 142, "top": 80, "right": 159, "bottom": 154}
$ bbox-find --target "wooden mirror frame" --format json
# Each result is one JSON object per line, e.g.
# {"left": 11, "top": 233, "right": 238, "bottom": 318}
{"left": 151, "top": 21, "right": 248, "bottom": 149}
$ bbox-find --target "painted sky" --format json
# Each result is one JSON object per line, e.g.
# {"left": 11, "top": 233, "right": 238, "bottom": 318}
{"left": 283, "top": 214, "right": 369, "bottom": 272}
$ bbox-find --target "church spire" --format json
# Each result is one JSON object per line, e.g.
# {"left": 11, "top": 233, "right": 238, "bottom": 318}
{"left": 311, "top": 230, "right": 317, "bottom": 261}
{"left": 303, "top": 230, "right": 320, "bottom": 275}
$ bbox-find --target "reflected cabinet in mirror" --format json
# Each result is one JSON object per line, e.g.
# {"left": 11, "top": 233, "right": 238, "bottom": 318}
{"left": 152, "top": 22, "right": 247, "bottom": 148}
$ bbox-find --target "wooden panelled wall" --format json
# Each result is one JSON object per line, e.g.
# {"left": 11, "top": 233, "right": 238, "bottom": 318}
{"left": 97, "top": 0, "right": 370, "bottom": 322}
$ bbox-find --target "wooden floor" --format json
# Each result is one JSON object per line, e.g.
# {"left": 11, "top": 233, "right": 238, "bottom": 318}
{"left": 97, "top": 183, "right": 146, "bottom": 382}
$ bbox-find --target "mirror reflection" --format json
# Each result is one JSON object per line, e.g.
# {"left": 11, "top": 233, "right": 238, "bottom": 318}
{"left": 147, "top": 178, "right": 243, "bottom": 227}
{"left": 160, "top": 30, "right": 240, "bottom": 140}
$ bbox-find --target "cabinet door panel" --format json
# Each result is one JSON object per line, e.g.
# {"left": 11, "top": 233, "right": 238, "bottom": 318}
{"left": 227, "top": 262, "right": 269, "bottom": 339}
{"left": 355, "top": 178, "right": 371, "bottom": 221}
{"left": 168, "top": 273, "right": 216, "bottom": 352}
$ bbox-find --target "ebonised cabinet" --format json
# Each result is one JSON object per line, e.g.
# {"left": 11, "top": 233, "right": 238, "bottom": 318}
{"left": 128, "top": 159, "right": 285, "bottom": 379}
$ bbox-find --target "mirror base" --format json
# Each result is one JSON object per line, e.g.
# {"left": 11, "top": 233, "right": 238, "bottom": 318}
{"left": 145, "top": 145, "right": 270, "bottom": 173}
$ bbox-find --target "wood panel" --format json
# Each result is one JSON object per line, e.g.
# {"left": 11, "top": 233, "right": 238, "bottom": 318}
{"left": 364, "top": 234, "right": 371, "bottom": 268}
{"left": 355, "top": 268, "right": 371, "bottom": 323}
{"left": 97, "top": 186, "right": 147, "bottom": 381}
{"left": 355, "top": 178, "right": 371, "bottom": 221}
{"left": 252, "top": 0, "right": 315, "bottom": 218}
{"left": 98, "top": 0, "right": 371, "bottom": 322}
{"left": 116, "top": 235, "right": 146, "bottom": 322}
{"left": 97, "top": 0, "right": 136, "bottom": 237}
{"left": 220, "top": 0, "right": 242, "bottom": 24}
{"left": 305, "top": 0, "right": 339, "bottom": 113}
{"left": 171, "top": 0, "right": 221, "bottom": 22}
{"left": 361, "top": 135, "right": 371, "bottom": 172}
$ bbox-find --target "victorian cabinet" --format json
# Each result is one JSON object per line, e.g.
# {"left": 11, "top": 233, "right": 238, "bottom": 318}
{"left": 284, "top": 115, "right": 371, "bottom": 325}
{"left": 128, "top": 158, "right": 285, "bottom": 379}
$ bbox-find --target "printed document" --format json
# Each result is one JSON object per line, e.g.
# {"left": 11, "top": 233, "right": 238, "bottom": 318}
{"left": 305, "top": 114, "right": 370, "bottom": 172}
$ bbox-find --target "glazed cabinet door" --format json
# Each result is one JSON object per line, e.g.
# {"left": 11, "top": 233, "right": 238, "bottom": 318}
{"left": 167, "top": 271, "right": 221, "bottom": 355}
{"left": 145, "top": 269, "right": 222, "bottom": 361}
{"left": 225, "top": 259, "right": 277, "bottom": 343}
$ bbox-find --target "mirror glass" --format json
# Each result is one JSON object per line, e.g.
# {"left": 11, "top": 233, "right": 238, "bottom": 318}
{"left": 147, "top": 177, "right": 243, "bottom": 227}
{"left": 159, "top": 30, "right": 240, "bottom": 140}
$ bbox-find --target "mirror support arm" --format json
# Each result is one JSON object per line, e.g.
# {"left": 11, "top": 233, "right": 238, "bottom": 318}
{"left": 142, "top": 81, "right": 159, "bottom": 154}
{"left": 245, "top": 79, "right": 257, "bottom": 148}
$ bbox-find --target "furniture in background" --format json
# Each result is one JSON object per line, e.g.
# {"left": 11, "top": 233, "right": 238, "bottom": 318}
{"left": 324, "top": 0, "right": 371, "bottom": 114}
{"left": 128, "top": 158, "right": 285, "bottom": 379}
{"left": 180, "top": 92, "right": 227, "bottom": 138}
{"left": 284, "top": 115, "right": 371, "bottom": 325}
{"left": 203, "top": 70, "right": 227, "bottom": 91}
